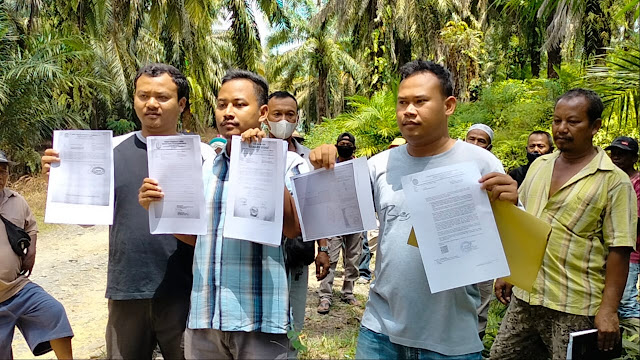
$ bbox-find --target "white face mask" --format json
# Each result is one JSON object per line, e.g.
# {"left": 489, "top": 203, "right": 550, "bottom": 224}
{"left": 268, "top": 120, "right": 297, "bottom": 140}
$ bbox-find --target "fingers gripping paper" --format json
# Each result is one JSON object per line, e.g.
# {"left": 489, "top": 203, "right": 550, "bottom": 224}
{"left": 408, "top": 201, "right": 550, "bottom": 292}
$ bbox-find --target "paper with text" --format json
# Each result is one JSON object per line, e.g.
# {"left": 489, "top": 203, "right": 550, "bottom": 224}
{"left": 45, "top": 130, "right": 114, "bottom": 225}
{"left": 291, "top": 157, "right": 377, "bottom": 241}
{"left": 223, "top": 136, "right": 285, "bottom": 246}
{"left": 147, "top": 135, "right": 207, "bottom": 235}
{"left": 402, "top": 162, "right": 510, "bottom": 293}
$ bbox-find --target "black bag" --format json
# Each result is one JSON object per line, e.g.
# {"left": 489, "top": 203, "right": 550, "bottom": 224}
{"left": 284, "top": 236, "right": 315, "bottom": 270}
{"left": 1, "top": 214, "right": 31, "bottom": 257}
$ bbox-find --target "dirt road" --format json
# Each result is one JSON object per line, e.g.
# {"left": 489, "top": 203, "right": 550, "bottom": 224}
{"left": 11, "top": 225, "right": 109, "bottom": 359}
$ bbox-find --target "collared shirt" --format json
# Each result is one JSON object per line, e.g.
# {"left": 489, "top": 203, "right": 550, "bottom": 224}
{"left": 514, "top": 148, "right": 637, "bottom": 316}
{"left": 630, "top": 172, "right": 640, "bottom": 263}
{"left": 0, "top": 189, "right": 37, "bottom": 303}
{"left": 188, "top": 146, "right": 307, "bottom": 334}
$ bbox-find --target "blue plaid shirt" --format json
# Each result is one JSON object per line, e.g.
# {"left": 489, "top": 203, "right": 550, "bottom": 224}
{"left": 188, "top": 148, "right": 308, "bottom": 334}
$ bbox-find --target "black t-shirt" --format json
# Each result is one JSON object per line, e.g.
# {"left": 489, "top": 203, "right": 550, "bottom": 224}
{"left": 106, "top": 134, "right": 194, "bottom": 300}
{"left": 509, "top": 164, "right": 530, "bottom": 188}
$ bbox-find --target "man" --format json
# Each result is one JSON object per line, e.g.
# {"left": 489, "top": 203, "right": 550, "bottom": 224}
{"left": 465, "top": 124, "right": 494, "bottom": 151}
{"left": 606, "top": 136, "right": 640, "bottom": 320}
{"left": 266, "top": 90, "right": 330, "bottom": 357}
{"left": 509, "top": 131, "right": 554, "bottom": 187}
{"left": 491, "top": 89, "right": 637, "bottom": 359}
{"left": 139, "top": 70, "right": 305, "bottom": 359}
{"left": 42, "top": 63, "right": 215, "bottom": 359}
{"left": 1, "top": 151, "right": 73, "bottom": 359}
{"left": 310, "top": 60, "right": 518, "bottom": 359}
{"left": 317, "top": 132, "right": 363, "bottom": 315}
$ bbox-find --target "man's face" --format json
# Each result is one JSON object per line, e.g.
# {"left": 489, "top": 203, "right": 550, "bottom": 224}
{"left": 215, "top": 79, "right": 267, "bottom": 138}
{"left": 396, "top": 72, "right": 456, "bottom": 147}
{"left": 0, "top": 164, "right": 8, "bottom": 191}
{"left": 552, "top": 96, "right": 601, "bottom": 153}
{"left": 267, "top": 97, "right": 297, "bottom": 125}
{"left": 134, "top": 73, "right": 186, "bottom": 136}
{"left": 527, "top": 134, "right": 551, "bottom": 155}
{"left": 465, "top": 130, "right": 492, "bottom": 150}
{"left": 609, "top": 148, "right": 638, "bottom": 173}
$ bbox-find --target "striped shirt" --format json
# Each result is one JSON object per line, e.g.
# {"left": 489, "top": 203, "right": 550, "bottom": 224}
{"left": 188, "top": 147, "right": 308, "bottom": 334}
{"left": 513, "top": 147, "right": 637, "bottom": 316}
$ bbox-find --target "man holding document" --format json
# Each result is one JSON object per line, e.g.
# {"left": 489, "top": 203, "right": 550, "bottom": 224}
{"left": 310, "top": 60, "right": 518, "bottom": 359}
{"left": 139, "top": 70, "right": 305, "bottom": 359}
{"left": 491, "top": 89, "right": 637, "bottom": 359}
{"left": 42, "top": 63, "right": 215, "bottom": 359}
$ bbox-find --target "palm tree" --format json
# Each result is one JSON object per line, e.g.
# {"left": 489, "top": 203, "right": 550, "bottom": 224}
{"left": 266, "top": 3, "right": 362, "bottom": 125}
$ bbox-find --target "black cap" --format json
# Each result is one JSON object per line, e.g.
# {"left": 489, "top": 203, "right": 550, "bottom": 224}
{"left": 0, "top": 150, "right": 16, "bottom": 165}
{"left": 336, "top": 132, "right": 356, "bottom": 146}
{"left": 605, "top": 136, "right": 639, "bottom": 154}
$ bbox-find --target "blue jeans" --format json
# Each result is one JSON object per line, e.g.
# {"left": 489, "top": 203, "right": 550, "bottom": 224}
{"left": 359, "top": 232, "right": 372, "bottom": 280}
{"left": 619, "top": 262, "right": 640, "bottom": 319}
{"left": 356, "top": 326, "right": 482, "bottom": 360}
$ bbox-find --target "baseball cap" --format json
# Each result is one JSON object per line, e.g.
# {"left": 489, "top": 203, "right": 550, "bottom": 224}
{"left": 336, "top": 132, "right": 356, "bottom": 146}
{"left": 605, "top": 136, "right": 639, "bottom": 153}
{"left": 0, "top": 150, "right": 16, "bottom": 165}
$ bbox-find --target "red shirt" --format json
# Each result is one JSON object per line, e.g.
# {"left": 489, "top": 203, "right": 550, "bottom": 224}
{"left": 631, "top": 172, "right": 640, "bottom": 263}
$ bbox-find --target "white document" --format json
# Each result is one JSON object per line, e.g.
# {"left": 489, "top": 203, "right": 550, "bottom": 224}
{"left": 147, "top": 135, "right": 207, "bottom": 235}
{"left": 401, "top": 162, "right": 510, "bottom": 293}
{"left": 223, "top": 136, "right": 286, "bottom": 246}
{"left": 45, "top": 130, "right": 114, "bottom": 225}
{"left": 290, "top": 157, "right": 377, "bottom": 242}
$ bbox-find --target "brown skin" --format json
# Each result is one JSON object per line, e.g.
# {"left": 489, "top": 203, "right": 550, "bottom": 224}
{"left": 496, "top": 95, "right": 630, "bottom": 352}
{"left": 267, "top": 97, "right": 299, "bottom": 152}
{"left": 310, "top": 72, "right": 518, "bottom": 203}
{"left": 139, "top": 78, "right": 302, "bottom": 242}
{"left": 527, "top": 133, "right": 552, "bottom": 155}
{"left": 465, "top": 129, "right": 492, "bottom": 151}
{"left": 0, "top": 163, "right": 37, "bottom": 275}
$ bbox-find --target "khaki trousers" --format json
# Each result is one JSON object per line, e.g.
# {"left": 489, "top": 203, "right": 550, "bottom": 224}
{"left": 319, "top": 233, "right": 362, "bottom": 302}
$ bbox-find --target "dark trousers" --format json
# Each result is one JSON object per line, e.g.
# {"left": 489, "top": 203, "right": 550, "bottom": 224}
{"left": 106, "top": 296, "right": 190, "bottom": 360}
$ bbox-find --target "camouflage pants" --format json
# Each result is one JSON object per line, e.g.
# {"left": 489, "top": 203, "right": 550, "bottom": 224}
{"left": 489, "top": 297, "right": 594, "bottom": 360}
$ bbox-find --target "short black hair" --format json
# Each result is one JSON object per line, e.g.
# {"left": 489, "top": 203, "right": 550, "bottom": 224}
{"left": 268, "top": 91, "right": 298, "bottom": 106}
{"left": 399, "top": 60, "right": 454, "bottom": 98}
{"left": 529, "top": 130, "right": 554, "bottom": 150}
{"left": 134, "top": 63, "right": 190, "bottom": 103}
{"left": 555, "top": 88, "right": 603, "bottom": 125}
{"left": 221, "top": 69, "right": 269, "bottom": 106}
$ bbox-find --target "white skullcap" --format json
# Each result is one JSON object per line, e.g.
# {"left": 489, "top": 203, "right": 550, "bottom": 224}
{"left": 467, "top": 124, "right": 494, "bottom": 142}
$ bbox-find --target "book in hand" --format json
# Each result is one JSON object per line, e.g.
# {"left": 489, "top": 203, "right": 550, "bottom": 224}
{"left": 566, "top": 328, "right": 623, "bottom": 360}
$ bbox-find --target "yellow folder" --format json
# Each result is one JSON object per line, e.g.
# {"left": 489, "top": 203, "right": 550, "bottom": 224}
{"left": 408, "top": 200, "right": 550, "bottom": 292}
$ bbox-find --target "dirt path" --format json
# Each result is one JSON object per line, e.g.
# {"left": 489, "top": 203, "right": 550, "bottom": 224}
{"left": 12, "top": 225, "right": 109, "bottom": 359}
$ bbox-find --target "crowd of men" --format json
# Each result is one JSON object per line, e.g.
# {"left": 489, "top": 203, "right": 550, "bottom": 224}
{"left": 0, "top": 60, "right": 637, "bottom": 360}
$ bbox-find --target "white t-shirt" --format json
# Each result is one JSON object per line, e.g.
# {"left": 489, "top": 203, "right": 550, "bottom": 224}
{"left": 362, "top": 140, "right": 505, "bottom": 356}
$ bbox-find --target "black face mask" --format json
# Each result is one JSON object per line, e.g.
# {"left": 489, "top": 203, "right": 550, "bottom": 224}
{"left": 526, "top": 152, "right": 543, "bottom": 163}
{"left": 337, "top": 144, "right": 355, "bottom": 158}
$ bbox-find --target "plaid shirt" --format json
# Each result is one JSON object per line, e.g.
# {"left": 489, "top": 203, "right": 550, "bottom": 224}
{"left": 188, "top": 148, "right": 308, "bottom": 333}
{"left": 513, "top": 147, "right": 637, "bottom": 316}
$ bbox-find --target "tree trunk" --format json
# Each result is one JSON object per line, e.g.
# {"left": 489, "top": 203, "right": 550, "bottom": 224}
{"left": 529, "top": 26, "right": 541, "bottom": 78}
{"left": 316, "top": 66, "right": 329, "bottom": 123}
{"left": 547, "top": 44, "right": 561, "bottom": 79}
{"left": 395, "top": 36, "right": 412, "bottom": 69}
{"left": 584, "top": 0, "right": 608, "bottom": 60}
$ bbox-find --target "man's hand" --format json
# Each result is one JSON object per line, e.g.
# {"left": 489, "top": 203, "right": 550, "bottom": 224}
{"left": 309, "top": 144, "right": 337, "bottom": 170}
{"left": 494, "top": 278, "right": 513, "bottom": 305}
{"left": 479, "top": 173, "right": 518, "bottom": 204}
{"left": 594, "top": 309, "right": 620, "bottom": 352}
{"left": 41, "top": 149, "right": 60, "bottom": 181}
{"left": 138, "top": 178, "right": 163, "bottom": 211}
{"left": 240, "top": 128, "right": 266, "bottom": 144}
{"left": 21, "top": 241, "right": 36, "bottom": 276}
{"left": 315, "top": 251, "right": 330, "bottom": 280}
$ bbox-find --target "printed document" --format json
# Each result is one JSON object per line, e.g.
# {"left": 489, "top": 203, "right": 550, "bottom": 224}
{"left": 291, "top": 157, "right": 377, "bottom": 241}
{"left": 147, "top": 135, "right": 207, "bottom": 235}
{"left": 401, "top": 162, "right": 510, "bottom": 293}
{"left": 45, "top": 130, "right": 114, "bottom": 225}
{"left": 223, "top": 136, "right": 285, "bottom": 246}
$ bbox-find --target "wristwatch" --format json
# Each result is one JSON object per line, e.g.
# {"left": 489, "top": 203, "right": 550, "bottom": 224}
{"left": 318, "top": 246, "right": 329, "bottom": 253}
